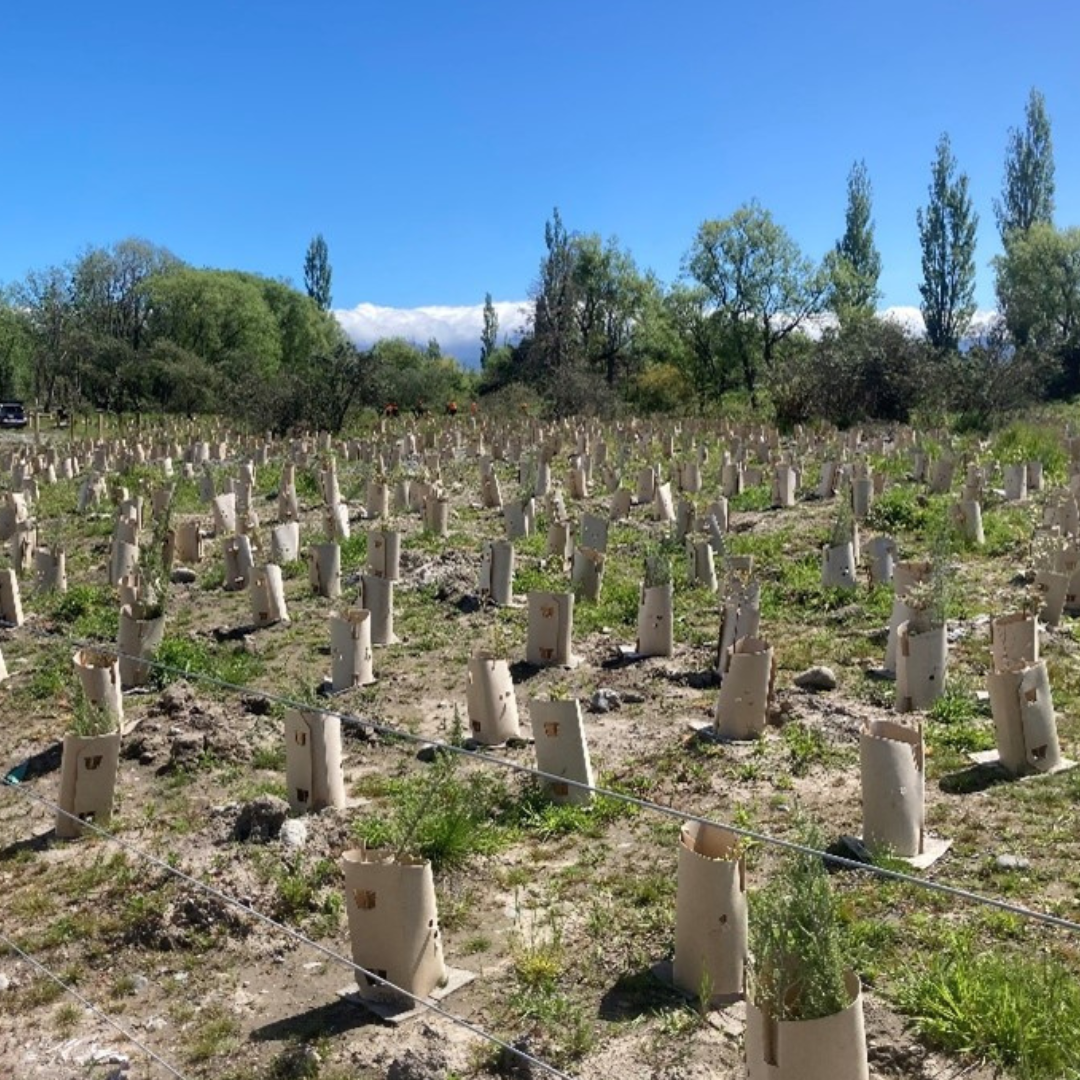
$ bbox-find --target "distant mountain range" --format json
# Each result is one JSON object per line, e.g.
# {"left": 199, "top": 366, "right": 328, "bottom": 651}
{"left": 332, "top": 301, "right": 1000, "bottom": 369}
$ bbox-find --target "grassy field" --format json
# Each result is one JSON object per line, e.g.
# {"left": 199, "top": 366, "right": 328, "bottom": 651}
{"left": 0, "top": 412, "right": 1078, "bottom": 1079}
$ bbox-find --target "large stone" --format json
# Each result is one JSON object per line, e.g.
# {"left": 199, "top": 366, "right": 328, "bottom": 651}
{"left": 994, "top": 853, "right": 1031, "bottom": 871}
{"left": 793, "top": 665, "right": 838, "bottom": 691}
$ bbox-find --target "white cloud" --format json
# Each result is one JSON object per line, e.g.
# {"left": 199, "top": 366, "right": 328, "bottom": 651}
{"left": 333, "top": 300, "right": 530, "bottom": 367}
{"left": 880, "top": 306, "right": 1001, "bottom": 340}
{"left": 333, "top": 300, "right": 1003, "bottom": 367}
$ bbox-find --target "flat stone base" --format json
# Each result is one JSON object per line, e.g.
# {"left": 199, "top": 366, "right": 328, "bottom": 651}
{"left": 337, "top": 966, "right": 476, "bottom": 1024}
{"left": 968, "top": 749, "right": 1078, "bottom": 778}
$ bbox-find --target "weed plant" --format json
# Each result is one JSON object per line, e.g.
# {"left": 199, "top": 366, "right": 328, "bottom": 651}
{"left": 46, "top": 583, "right": 119, "bottom": 641}
{"left": 991, "top": 420, "right": 1068, "bottom": 484}
{"left": 896, "top": 938, "right": 1080, "bottom": 1079}
{"left": 153, "top": 635, "right": 264, "bottom": 690}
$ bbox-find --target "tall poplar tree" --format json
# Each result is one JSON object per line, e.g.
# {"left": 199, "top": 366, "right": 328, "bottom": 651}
{"left": 829, "top": 159, "right": 882, "bottom": 320}
{"left": 917, "top": 134, "right": 978, "bottom": 351}
{"left": 303, "top": 234, "right": 333, "bottom": 310}
{"left": 480, "top": 292, "right": 498, "bottom": 366}
{"left": 995, "top": 88, "right": 1055, "bottom": 242}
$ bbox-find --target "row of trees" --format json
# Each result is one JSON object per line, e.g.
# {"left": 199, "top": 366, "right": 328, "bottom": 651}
{"left": 0, "top": 237, "right": 475, "bottom": 432}
{"left": 484, "top": 88, "right": 1078, "bottom": 427}
{"left": 1, "top": 90, "right": 1071, "bottom": 432}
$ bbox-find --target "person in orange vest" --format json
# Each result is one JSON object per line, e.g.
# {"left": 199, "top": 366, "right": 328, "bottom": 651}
{"left": 446, "top": 400, "right": 458, "bottom": 417}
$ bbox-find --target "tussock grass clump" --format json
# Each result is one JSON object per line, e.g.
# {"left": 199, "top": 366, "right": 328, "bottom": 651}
{"left": 153, "top": 635, "right": 264, "bottom": 689}
{"left": 992, "top": 420, "right": 1068, "bottom": 483}
{"left": 47, "top": 583, "right": 119, "bottom": 641}
{"left": 896, "top": 941, "right": 1080, "bottom": 1079}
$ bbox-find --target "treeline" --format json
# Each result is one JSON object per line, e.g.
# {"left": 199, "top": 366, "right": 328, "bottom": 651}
{"left": 0, "top": 239, "right": 475, "bottom": 433}
{"left": 481, "top": 88, "right": 1079, "bottom": 429}
{"left": 3, "top": 90, "right": 1076, "bottom": 432}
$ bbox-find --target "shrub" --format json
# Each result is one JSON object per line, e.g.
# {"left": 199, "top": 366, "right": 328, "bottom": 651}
{"left": 750, "top": 830, "right": 850, "bottom": 1021}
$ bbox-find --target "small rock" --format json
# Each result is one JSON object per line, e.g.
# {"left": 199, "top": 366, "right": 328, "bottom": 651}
{"left": 995, "top": 854, "right": 1031, "bottom": 871}
{"left": 170, "top": 567, "right": 197, "bottom": 585}
{"left": 590, "top": 688, "right": 622, "bottom": 713}
{"left": 837, "top": 835, "right": 873, "bottom": 863}
{"left": 0, "top": 973, "right": 9, "bottom": 991}
{"left": 793, "top": 665, "right": 838, "bottom": 691}
{"left": 131, "top": 975, "right": 149, "bottom": 994}
{"left": 235, "top": 795, "right": 290, "bottom": 842}
{"left": 143, "top": 1016, "right": 167, "bottom": 1032}
{"left": 622, "top": 690, "right": 646, "bottom": 704}
{"left": 279, "top": 818, "right": 309, "bottom": 849}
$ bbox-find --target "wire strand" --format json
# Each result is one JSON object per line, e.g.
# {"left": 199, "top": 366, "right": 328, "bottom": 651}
{"left": 0, "top": 929, "right": 191, "bottom": 1079}
{"left": 0, "top": 779, "right": 577, "bottom": 1080}
{"left": 11, "top": 618, "right": 1079, "bottom": 936}
{"left": 6, "top": 616, "right": 1080, "bottom": 936}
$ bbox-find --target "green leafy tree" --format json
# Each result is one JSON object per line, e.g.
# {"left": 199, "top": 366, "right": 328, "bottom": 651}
{"left": 571, "top": 233, "right": 652, "bottom": 387}
{"left": 146, "top": 268, "right": 284, "bottom": 382}
{"left": 480, "top": 292, "right": 498, "bottom": 366}
{"left": 303, "top": 233, "right": 333, "bottom": 310}
{"left": 12, "top": 265, "right": 78, "bottom": 409}
{"left": 917, "top": 133, "right": 979, "bottom": 351}
{"left": 993, "top": 222, "right": 1080, "bottom": 395}
{"left": 528, "top": 207, "right": 579, "bottom": 379}
{"left": 827, "top": 160, "right": 882, "bottom": 321}
{"left": 994, "top": 89, "right": 1055, "bottom": 243}
{"left": 0, "top": 301, "right": 34, "bottom": 400}
{"left": 685, "top": 201, "right": 826, "bottom": 406}
{"left": 660, "top": 283, "right": 730, "bottom": 406}
{"left": 70, "top": 238, "right": 178, "bottom": 352}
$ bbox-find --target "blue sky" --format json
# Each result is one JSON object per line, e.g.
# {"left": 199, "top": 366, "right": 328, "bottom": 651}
{"left": 3, "top": 0, "right": 1079, "bottom": 357}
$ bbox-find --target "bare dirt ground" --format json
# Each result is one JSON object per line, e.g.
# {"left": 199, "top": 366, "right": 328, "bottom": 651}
{"left": 1, "top": 415, "right": 1068, "bottom": 1079}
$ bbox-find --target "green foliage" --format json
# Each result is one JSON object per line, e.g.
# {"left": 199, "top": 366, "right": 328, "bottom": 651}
{"left": 573, "top": 575, "right": 640, "bottom": 635}
{"left": 995, "top": 88, "right": 1056, "bottom": 242}
{"left": 686, "top": 201, "right": 827, "bottom": 406}
{"left": 628, "top": 361, "right": 696, "bottom": 413}
{"left": 926, "top": 686, "right": 994, "bottom": 754}
{"left": 25, "top": 645, "right": 76, "bottom": 702}
{"left": 480, "top": 291, "right": 499, "bottom": 367}
{"left": 68, "top": 692, "right": 117, "bottom": 737}
{"left": 993, "top": 223, "right": 1080, "bottom": 396}
{"left": 781, "top": 722, "right": 835, "bottom": 776}
{"left": 992, "top": 420, "right": 1068, "bottom": 478}
{"left": 153, "top": 636, "right": 264, "bottom": 690}
{"left": 917, "top": 133, "right": 979, "bottom": 351}
{"left": 338, "top": 533, "right": 367, "bottom": 572}
{"left": 271, "top": 857, "right": 341, "bottom": 926}
{"left": 750, "top": 831, "right": 851, "bottom": 1021}
{"left": 351, "top": 756, "right": 507, "bottom": 872}
{"left": 896, "top": 939, "right": 1080, "bottom": 1079}
{"left": 497, "top": 782, "right": 632, "bottom": 840}
{"left": 46, "top": 584, "right": 119, "bottom": 641}
{"left": 770, "top": 316, "right": 930, "bottom": 429}
{"left": 866, "top": 484, "right": 929, "bottom": 533}
{"left": 303, "top": 234, "right": 333, "bottom": 310}
{"left": 828, "top": 159, "right": 882, "bottom": 320}
{"left": 369, "top": 337, "right": 475, "bottom": 413}
{"left": 0, "top": 301, "right": 34, "bottom": 399}
{"left": 729, "top": 483, "right": 772, "bottom": 512}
